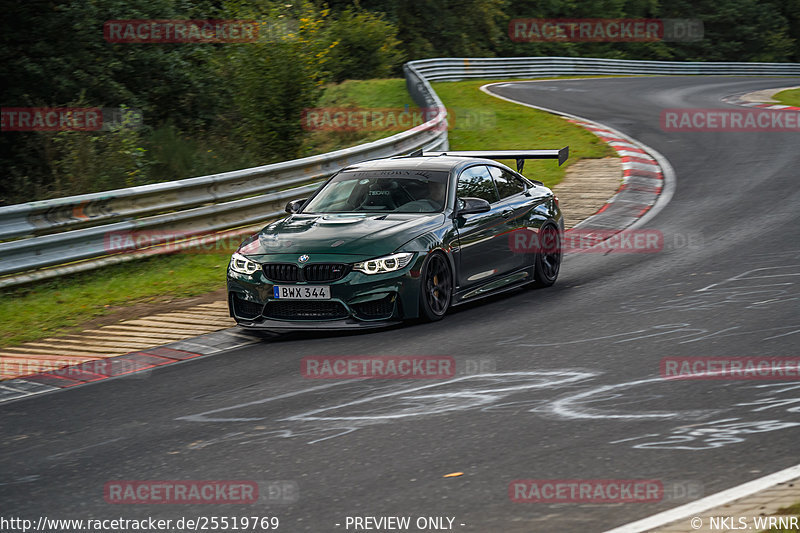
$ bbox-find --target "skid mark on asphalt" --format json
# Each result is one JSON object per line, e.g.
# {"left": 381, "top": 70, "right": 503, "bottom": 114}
{"left": 549, "top": 376, "right": 711, "bottom": 420}
{"left": 179, "top": 372, "right": 597, "bottom": 447}
{"left": 45, "top": 437, "right": 124, "bottom": 461}
{"left": 498, "top": 260, "right": 800, "bottom": 349}
{"left": 178, "top": 381, "right": 349, "bottom": 422}
{"left": 176, "top": 371, "right": 800, "bottom": 449}
{"left": 612, "top": 418, "right": 800, "bottom": 450}
{"left": 497, "top": 323, "right": 800, "bottom": 348}
{"left": 620, "top": 264, "right": 800, "bottom": 315}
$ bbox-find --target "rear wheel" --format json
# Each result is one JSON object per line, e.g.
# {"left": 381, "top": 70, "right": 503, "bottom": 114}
{"left": 419, "top": 252, "right": 452, "bottom": 321}
{"left": 532, "top": 223, "right": 562, "bottom": 288}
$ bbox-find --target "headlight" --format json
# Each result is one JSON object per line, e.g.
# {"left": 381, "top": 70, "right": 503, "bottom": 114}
{"left": 229, "top": 253, "right": 260, "bottom": 275}
{"left": 353, "top": 252, "right": 415, "bottom": 274}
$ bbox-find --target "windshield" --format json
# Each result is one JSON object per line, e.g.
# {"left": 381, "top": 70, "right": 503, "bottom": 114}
{"left": 303, "top": 169, "right": 449, "bottom": 213}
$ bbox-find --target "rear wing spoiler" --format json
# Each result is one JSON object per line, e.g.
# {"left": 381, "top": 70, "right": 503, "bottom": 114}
{"left": 414, "top": 147, "right": 569, "bottom": 173}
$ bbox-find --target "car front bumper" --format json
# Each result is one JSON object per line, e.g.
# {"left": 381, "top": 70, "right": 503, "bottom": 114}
{"left": 226, "top": 256, "right": 425, "bottom": 330}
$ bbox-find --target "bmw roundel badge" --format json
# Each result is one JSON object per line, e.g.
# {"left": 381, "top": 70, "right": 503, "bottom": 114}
{"left": 298, "top": 254, "right": 310, "bottom": 263}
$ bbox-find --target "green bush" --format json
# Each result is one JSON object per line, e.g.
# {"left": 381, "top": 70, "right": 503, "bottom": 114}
{"left": 325, "top": 9, "right": 405, "bottom": 82}
{"left": 211, "top": 2, "right": 333, "bottom": 161}
{"left": 50, "top": 106, "right": 151, "bottom": 194}
{"left": 3, "top": 0, "right": 798, "bottom": 206}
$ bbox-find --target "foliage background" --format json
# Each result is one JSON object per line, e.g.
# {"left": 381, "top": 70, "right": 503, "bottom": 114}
{"left": 2, "top": 0, "right": 797, "bottom": 205}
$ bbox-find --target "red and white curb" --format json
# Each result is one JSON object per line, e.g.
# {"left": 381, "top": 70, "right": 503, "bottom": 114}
{"left": 722, "top": 94, "right": 800, "bottom": 112}
{"left": 481, "top": 81, "right": 676, "bottom": 233}
{"left": 566, "top": 119, "right": 664, "bottom": 229}
{"left": 0, "top": 330, "right": 262, "bottom": 404}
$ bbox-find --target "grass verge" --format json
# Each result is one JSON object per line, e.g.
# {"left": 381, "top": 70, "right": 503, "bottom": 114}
{"left": 0, "top": 251, "right": 234, "bottom": 347}
{"left": 301, "top": 79, "right": 416, "bottom": 155}
{"left": 432, "top": 79, "right": 614, "bottom": 188}
{"left": 760, "top": 501, "right": 800, "bottom": 532}
{"left": 773, "top": 88, "right": 800, "bottom": 107}
{"left": 1, "top": 76, "right": 616, "bottom": 348}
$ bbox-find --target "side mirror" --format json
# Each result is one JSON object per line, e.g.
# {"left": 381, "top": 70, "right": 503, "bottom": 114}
{"left": 456, "top": 197, "right": 491, "bottom": 216}
{"left": 285, "top": 198, "right": 307, "bottom": 214}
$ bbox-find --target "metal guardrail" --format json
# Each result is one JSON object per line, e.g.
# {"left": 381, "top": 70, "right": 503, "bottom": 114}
{"left": 0, "top": 62, "right": 447, "bottom": 285}
{"left": 408, "top": 56, "right": 800, "bottom": 81}
{"left": 1, "top": 56, "right": 796, "bottom": 286}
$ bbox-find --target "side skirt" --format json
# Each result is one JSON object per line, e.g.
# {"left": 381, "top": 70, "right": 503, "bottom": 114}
{"left": 452, "top": 265, "right": 535, "bottom": 306}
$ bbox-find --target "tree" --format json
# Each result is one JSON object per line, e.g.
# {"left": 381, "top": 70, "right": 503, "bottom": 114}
{"left": 219, "top": 1, "right": 332, "bottom": 160}
{"left": 324, "top": 9, "right": 404, "bottom": 82}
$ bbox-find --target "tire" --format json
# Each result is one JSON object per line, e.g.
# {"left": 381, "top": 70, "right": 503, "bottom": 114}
{"left": 419, "top": 252, "right": 453, "bottom": 321}
{"left": 531, "top": 223, "right": 562, "bottom": 288}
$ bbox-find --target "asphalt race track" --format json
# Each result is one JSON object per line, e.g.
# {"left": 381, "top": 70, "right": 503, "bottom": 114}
{"left": 2, "top": 76, "right": 799, "bottom": 532}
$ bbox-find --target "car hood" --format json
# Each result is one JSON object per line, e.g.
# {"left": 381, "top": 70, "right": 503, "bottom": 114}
{"left": 238, "top": 213, "right": 445, "bottom": 260}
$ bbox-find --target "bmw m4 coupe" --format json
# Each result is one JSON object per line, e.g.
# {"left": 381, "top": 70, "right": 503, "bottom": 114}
{"left": 227, "top": 148, "right": 568, "bottom": 329}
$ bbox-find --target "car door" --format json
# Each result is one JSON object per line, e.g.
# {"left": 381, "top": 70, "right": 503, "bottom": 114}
{"left": 487, "top": 165, "right": 545, "bottom": 271}
{"left": 454, "top": 165, "right": 513, "bottom": 290}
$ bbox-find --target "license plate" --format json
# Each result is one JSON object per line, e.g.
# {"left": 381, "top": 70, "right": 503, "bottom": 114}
{"left": 273, "top": 285, "right": 331, "bottom": 300}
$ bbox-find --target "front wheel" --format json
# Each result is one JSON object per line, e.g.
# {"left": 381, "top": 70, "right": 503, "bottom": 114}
{"left": 419, "top": 252, "right": 452, "bottom": 321}
{"left": 532, "top": 224, "right": 562, "bottom": 288}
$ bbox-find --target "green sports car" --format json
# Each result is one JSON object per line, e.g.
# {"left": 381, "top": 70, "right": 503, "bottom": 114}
{"left": 227, "top": 148, "right": 567, "bottom": 330}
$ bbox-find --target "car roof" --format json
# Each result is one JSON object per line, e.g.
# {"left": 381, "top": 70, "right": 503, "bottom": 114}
{"left": 342, "top": 156, "right": 501, "bottom": 173}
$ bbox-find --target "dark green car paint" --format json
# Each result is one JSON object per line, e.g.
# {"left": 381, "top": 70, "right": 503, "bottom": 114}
{"left": 227, "top": 156, "right": 563, "bottom": 330}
